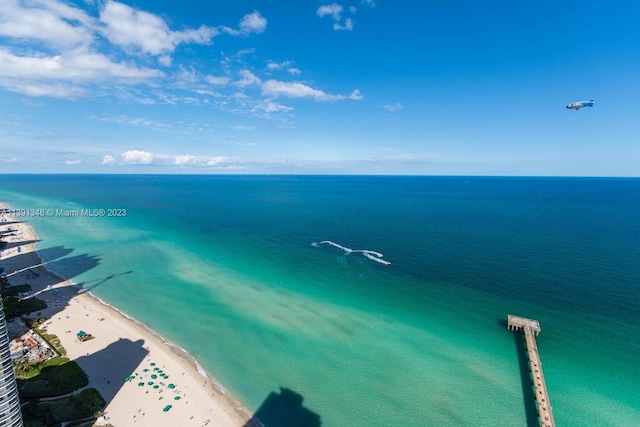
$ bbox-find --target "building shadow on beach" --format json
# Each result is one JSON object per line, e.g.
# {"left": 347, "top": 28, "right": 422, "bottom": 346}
{"left": 497, "top": 318, "right": 539, "bottom": 427}
{"left": 1, "top": 245, "right": 97, "bottom": 282}
{"left": 76, "top": 270, "right": 134, "bottom": 294}
{"left": 244, "top": 387, "right": 321, "bottom": 427}
{"left": 45, "top": 253, "right": 102, "bottom": 280}
{"left": 4, "top": 242, "right": 129, "bottom": 295}
{"left": 0, "top": 220, "right": 24, "bottom": 227}
{"left": 0, "top": 227, "right": 131, "bottom": 322}
{"left": 74, "top": 338, "right": 148, "bottom": 405}
{"left": 36, "top": 245, "right": 75, "bottom": 262}
{"left": 1, "top": 239, "right": 41, "bottom": 251}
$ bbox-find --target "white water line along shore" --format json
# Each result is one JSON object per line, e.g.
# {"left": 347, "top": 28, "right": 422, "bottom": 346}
{"left": 0, "top": 202, "right": 249, "bottom": 427}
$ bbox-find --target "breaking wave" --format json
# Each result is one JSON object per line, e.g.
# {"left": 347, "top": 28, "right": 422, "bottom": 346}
{"left": 314, "top": 240, "right": 391, "bottom": 265}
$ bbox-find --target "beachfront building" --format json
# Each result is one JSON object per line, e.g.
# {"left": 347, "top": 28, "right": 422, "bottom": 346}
{"left": 0, "top": 300, "right": 23, "bottom": 427}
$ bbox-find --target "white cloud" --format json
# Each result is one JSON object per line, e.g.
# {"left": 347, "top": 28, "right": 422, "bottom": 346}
{"left": 122, "top": 150, "right": 157, "bottom": 164}
{"left": 333, "top": 18, "right": 354, "bottom": 31}
{"left": 317, "top": 3, "right": 357, "bottom": 31}
{"left": 206, "top": 75, "right": 231, "bottom": 85}
{"left": 348, "top": 89, "right": 364, "bottom": 100}
{"left": 65, "top": 159, "right": 82, "bottom": 165}
{"left": 174, "top": 155, "right": 227, "bottom": 166}
{"left": 221, "top": 11, "right": 268, "bottom": 37}
{"left": 317, "top": 4, "right": 343, "bottom": 21}
{"left": 102, "top": 155, "right": 116, "bottom": 164}
{"left": 236, "top": 48, "right": 256, "bottom": 58}
{"left": 267, "top": 60, "right": 291, "bottom": 70}
{"left": 0, "top": 48, "right": 162, "bottom": 81}
{"left": 362, "top": 0, "right": 376, "bottom": 7}
{"left": 255, "top": 100, "right": 294, "bottom": 113}
{"left": 120, "top": 150, "right": 227, "bottom": 167}
{"left": 158, "top": 55, "right": 172, "bottom": 66}
{"left": 267, "top": 61, "right": 302, "bottom": 75}
{"left": 0, "top": 47, "right": 163, "bottom": 97}
{"left": 261, "top": 80, "right": 363, "bottom": 102}
{"left": 0, "top": 80, "right": 87, "bottom": 98}
{"left": 99, "top": 1, "right": 217, "bottom": 55}
{"left": 380, "top": 103, "right": 403, "bottom": 112}
{"left": 95, "top": 114, "right": 168, "bottom": 128}
{"left": 235, "top": 69, "right": 261, "bottom": 87}
{"left": 239, "top": 11, "right": 267, "bottom": 34}
{"left": 0, "top": 0, "right": 95, "bottom": 48}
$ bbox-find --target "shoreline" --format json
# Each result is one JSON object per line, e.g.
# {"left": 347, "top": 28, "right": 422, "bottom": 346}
{"left": 0, "top": 202, "right": 251, "bottom": 426}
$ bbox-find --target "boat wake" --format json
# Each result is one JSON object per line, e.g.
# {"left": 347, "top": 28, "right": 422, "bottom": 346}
{"left": 313, "top": 240, "right": 391, "bottom": 265}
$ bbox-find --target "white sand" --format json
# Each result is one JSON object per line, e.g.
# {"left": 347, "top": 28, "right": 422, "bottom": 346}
{"left": 0, "top": 208, "right": 251, "bottom": 427}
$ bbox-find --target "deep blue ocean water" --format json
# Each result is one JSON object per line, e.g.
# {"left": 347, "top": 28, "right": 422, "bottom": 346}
{"left": 1, "top": 175, "right": 638, "bottom": 426}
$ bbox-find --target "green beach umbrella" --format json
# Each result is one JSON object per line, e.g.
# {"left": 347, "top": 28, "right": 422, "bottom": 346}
{"left": 174, "top": 396, "right": 180, "bottom": 400}
{"left": 150, "top": 362, "right": 155, "bottom": 366}
{"left": 163, "top": 405, "right": 172, "bottom": 412}
{"left": 138, "top": 382, "right": 144, "bottom": 386}
{"left": 148, "top": 382, "right": 154, "bottom": 385}
{"left": 151, "top": 374, "right": 157, "bottom": 379}
{"left": 168, "top": 384, "right": 175, "bottom": 389}
{"left": 153, "top": 385, "right": 159, "bottom": 389}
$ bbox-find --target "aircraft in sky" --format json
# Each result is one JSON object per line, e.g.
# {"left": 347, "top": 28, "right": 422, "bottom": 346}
{"left": 566, "top": 100, "right": 595, "bottom": 110}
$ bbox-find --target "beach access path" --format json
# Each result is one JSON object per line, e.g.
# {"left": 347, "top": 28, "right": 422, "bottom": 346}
{"left": 0, "top": 208, "right": 249, "bottom": 427}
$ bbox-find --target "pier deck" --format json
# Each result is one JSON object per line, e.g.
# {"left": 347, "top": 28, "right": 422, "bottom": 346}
{"left": 507, "top": 315, "right": 555, "bottom": 427}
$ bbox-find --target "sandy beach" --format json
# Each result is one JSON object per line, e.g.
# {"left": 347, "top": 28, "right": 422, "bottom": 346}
{"left": 0, "top": 205, "right": 250, "bottom": 427}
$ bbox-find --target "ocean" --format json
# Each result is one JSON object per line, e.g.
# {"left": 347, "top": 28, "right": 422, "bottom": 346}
{"left": 0, "top": 175, "right": 638, "bottom": 426}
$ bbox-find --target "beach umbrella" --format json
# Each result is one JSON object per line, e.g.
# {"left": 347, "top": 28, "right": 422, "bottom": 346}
{"left": 174, "top": 396, "right": 180, "bottom": 400}
{"left": 148, "top": 382, "right": 154, "bottom": 385}
{"left": 153, "top": 385, "right": 159, "bottom": 389}
{"left": 168, "top": 384, "right": 175, "bottom": 389}
{"left": 163, "top": 405, "right": 172, "bottom": 412}
{"left": 150, "top": 362, "right": 156, "bottom": 366}
{"left": 151, "top": 374, "right": 157, "bottom": 379}
{"left": 138, "top": 382, "right": 144, "bottom": 386}
{"left": 143, "top": 369, "right": 149, "bottom": 372}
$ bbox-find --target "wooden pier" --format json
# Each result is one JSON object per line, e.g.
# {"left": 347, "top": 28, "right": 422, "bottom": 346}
{"left": 507, "top": 315, "right": 555, "bottom": 427}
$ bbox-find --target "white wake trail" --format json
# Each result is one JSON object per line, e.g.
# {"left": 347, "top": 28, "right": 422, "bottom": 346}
{"left": 316, "top": 240, "right": 391, "bottom": 265}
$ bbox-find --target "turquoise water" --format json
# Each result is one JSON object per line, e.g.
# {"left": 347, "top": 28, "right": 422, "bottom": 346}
{"left": 1, "top": 175, "right": 639, "bottom": 426}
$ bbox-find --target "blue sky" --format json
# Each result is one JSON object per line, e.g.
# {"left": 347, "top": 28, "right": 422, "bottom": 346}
{"left": 1, "top": 0, "right": 639, "bottom": 175}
